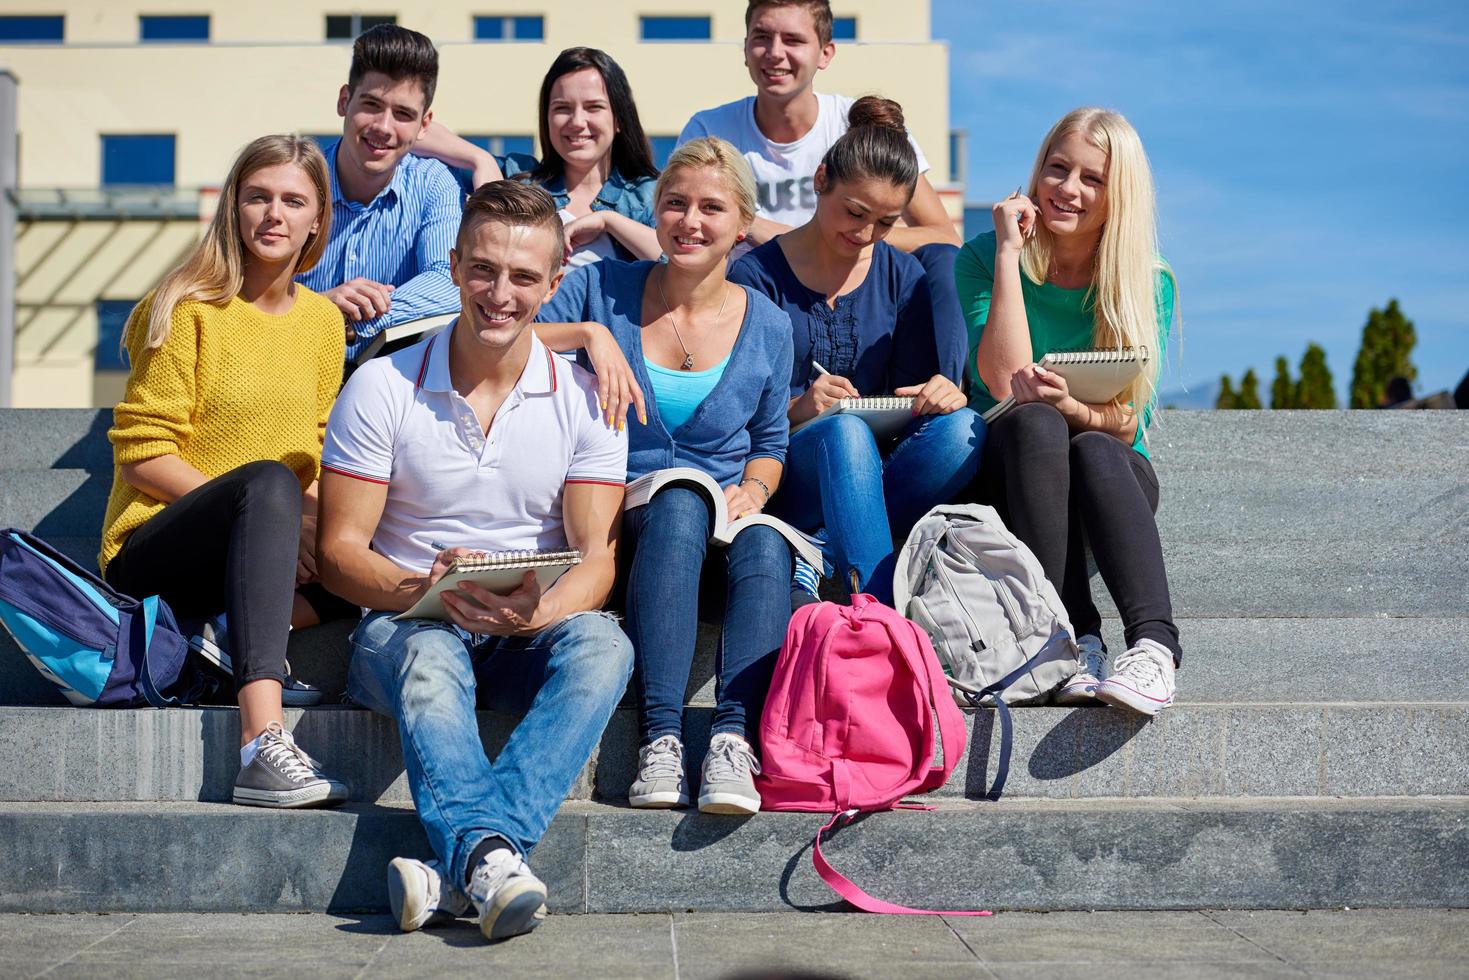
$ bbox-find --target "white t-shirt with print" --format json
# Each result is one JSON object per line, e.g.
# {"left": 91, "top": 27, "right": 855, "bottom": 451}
{"left": 678, "top": 91, "right": 930, "bottom": 240}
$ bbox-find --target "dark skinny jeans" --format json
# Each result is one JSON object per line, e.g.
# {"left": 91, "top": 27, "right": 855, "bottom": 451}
{"left": 105, "top": 460, "right": 304, "bottom": 688}
{"left": 972, "top": 402, "right": 1182, "bottom": 663}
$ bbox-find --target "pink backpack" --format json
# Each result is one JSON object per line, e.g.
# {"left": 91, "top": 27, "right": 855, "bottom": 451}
{"left": 755, "top": 594, "right": 991, "bottom": 916}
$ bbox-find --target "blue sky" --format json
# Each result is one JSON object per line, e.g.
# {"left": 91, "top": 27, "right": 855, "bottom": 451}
{"left": 933, "top": 0, "right": 1469, "bottom": 402}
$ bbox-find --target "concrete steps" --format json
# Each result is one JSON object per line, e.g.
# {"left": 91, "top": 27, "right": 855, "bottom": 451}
{"left": 3, "top": 701, "right": 1466, "bottom": 805}
{"left": 3, "top": 798, "right": 1464, "bottom": 914}
{"left": 1, "top": 407, "right": 1466, "bottom": 916}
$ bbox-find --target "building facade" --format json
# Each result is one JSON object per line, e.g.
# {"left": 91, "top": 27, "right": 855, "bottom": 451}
{"left": 1, "top": 1, "right": 956, "bottom": 406}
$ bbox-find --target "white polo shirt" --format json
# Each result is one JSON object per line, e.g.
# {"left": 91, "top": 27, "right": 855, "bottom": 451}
{"left": 321, "top": 325, "right": 627, "bottom": 574}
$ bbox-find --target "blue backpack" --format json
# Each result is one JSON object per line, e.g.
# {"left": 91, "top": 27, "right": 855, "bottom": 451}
{"left": 0, "top": 528, "right": 194, "bottom": 707}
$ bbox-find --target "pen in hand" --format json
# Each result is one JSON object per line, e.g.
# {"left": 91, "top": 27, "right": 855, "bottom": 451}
{"left": 811, "top": 360, "right": 831, "bottom": 378}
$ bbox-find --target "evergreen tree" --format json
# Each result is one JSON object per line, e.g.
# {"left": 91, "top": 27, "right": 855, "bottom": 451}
{"left": 1216, "top": 374, "right": 1238, "bottom": 410}
{"left": 1237, "top": 368, "right": 1263, "bottom": 409}
{"left": 1295, "top": 343, "right": 1338, "bottom": 409}
{"left": 1349, "top": 299, "right": 1418, "bottom": 408}
{"left": 1270, "top": 356, "right": 1296, "bottom": 409}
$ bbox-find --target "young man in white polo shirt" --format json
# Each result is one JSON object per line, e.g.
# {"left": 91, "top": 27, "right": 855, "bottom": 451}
{"left": 317, "top": 181, "right": 631, "bottom": 944}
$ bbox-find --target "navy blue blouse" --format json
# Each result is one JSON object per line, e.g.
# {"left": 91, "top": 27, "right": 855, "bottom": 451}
{"left": 536, "top": 259, "right": 794, "bottom": 487}
{"left": 729, "top": 239, "right": 967, "bottom": 399}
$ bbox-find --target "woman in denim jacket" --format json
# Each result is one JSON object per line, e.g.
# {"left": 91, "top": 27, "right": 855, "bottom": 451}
{"left": 536, "top": 138, "right": 794, "bottom": 817}
{"left": 415, "top": 47, "right": 660, "bottom": 266}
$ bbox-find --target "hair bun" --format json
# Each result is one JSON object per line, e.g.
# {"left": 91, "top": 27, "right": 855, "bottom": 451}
{"left": 847, "top": 96, "right": 906, "bottom": 133}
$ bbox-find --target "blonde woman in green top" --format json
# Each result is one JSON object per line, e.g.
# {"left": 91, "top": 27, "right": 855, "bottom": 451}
{"left": 957, "top": 106, "right": 1180, "bottom": 717}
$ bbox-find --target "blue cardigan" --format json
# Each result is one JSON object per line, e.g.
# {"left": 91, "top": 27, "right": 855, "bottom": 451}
{"left": 537, "top": 259, "right": 794, "bottom": 486}
{"left": 729, "top": 239, "right": 967, "bottom": 399}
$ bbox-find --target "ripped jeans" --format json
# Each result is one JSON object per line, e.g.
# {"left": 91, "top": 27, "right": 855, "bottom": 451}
{"left": 348, "top": 608, "right": 633, "bottom": 886}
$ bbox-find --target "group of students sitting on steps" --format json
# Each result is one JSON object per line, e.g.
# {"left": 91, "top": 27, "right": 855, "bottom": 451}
{"left": 92, "top": 0, "right": 1182, "bottom": 943}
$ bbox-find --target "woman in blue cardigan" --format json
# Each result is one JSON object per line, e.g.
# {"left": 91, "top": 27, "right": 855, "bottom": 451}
{"left": 730, "top": 98, "right": 985, "bottom": 604}
{"left": 536, "top": 137, "right": 794, "bottom": 817}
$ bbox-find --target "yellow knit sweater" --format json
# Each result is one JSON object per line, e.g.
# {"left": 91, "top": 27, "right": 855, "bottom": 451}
{"left": 99, "top": 289, "right": 346, "bottom": 573}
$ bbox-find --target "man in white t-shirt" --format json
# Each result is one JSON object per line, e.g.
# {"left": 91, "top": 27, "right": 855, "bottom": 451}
{"left": 318, "top": 181, "right": 631, "bottom": 945}
{"left": 677, "top": 0, "right": 960, "bottom": 255}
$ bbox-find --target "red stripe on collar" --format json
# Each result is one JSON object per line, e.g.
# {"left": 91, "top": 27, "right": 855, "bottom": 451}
{"left": 414, "top": 337, "right": 435, "bottom": 392}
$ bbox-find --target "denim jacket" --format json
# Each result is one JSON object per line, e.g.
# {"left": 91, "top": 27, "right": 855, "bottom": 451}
{"left": 498, "top": 153, "right": 657, "bottom": 227}
{"left": 537, "top": 259, "right": 794, "bottom": 487}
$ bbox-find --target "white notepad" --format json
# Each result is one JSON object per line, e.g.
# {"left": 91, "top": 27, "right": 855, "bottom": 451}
{"left": 790, "top": 396, "right": 917, "bottom": 439}
{"left": 982, "top": 347, "right": 1150, "bottom": 423}
{"left": 396, "top": 549, "right": 582, "bottom": 621}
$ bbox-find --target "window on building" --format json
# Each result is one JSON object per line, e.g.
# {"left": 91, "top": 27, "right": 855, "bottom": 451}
{"left": 325, "top": 14, "right": 397, "bottom": 40}
{"left": 139, "top": 15, "right": 210, "bottom": 42}
{"left": 94, "top": 300, "right": 137, "bottom": 372}
{"left": 474, "top": 15, "right": 544, "bottom": 41}
{"left": 640, "top": 16, "right": 710, "bottom": 41}
{"left": 304, "top": 134, "right": 340, "bottom": 149}
{"left": 101, "top": 135, "right": 176, "bottom": 187}
{"left": 948, "top": 130, "right": 965, "bottom": 185}
{"left": 832, "top": 16, "right": 857, "bottom": 40}
{"left": 0, "top": 15, "right": 64, "bottom": 42}
{"left": 464, "top": 135, "right": 536, "bottom": 157}
{"left": 649, "top": 136, "right": 678, "bottom": 169}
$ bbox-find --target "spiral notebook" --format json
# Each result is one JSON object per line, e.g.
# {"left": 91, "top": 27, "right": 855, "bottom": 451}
{"left": 982, "top": 347, "right": 1150, "bottom": 423}
{"left": 790, "top": 396, "right": 916, "bottom": 439}
{"left": 396, "top": 549, "right": 582, "bottom": 621}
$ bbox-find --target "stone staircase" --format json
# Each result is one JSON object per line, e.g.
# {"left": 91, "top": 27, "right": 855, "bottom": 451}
{"left": 1, "top": 409, "right": 1465, "bottom": 913}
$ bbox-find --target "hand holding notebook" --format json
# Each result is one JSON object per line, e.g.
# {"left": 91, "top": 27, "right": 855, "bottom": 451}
{"left": 396, "top": 549, "right": 582, "bottom": 622}
{"left": 982, "top": 346, "right": 1150, "bottom": 423}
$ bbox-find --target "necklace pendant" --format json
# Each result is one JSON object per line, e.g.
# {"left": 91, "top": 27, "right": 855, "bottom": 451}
{"left": 680, "top": 353, "right": 695, "bottom": 371}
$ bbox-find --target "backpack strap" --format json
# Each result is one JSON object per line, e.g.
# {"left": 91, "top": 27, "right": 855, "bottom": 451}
{"left": 952, "top": 643, "right": 1061, "bottom": 799}
{"left": 133, "top": 596, "right": 181, "bottom": 709}
{"left": 812, "top": 809, "right": 993, "bottom": 916}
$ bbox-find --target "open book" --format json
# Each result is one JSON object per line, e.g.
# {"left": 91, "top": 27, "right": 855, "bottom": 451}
{"left": 790, "top": 396, "right": 916, "bottom": 439}
{"left": 983, "top": 347, "right": 1150, "bottom": 423}
{"left": 396, "top": 549, "right": 582, "bottom": 622}
{"left": 353, "top": 312, "right": 458, "bottom": 366}
{"left": 624, "top": 468, "right": 825, "bottom": 570}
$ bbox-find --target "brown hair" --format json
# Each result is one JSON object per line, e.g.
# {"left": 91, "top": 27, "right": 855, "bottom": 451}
{"left": 347, "top": 24, "right": 439, "bottom": 109}
{"left": 819, "top": 96, "right": 919, "bottom": 196}
{"left": 140, "top": 134, "right": 330, "bottom": 350}
{"left": 457, "top": 180, "right": 566, "bottom": 273}
{"left": 744, "top": 0, "right": 833, "bottom": 46}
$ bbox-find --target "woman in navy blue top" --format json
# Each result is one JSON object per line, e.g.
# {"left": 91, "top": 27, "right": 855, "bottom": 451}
{"left": 415, "top": 47, "right": 661, "bottom": 265}
{"left": 537, "top": 137, "right": 794, "bottom": 817}
{"left": 729, "top": 98, "right": 985, "bottom": 605}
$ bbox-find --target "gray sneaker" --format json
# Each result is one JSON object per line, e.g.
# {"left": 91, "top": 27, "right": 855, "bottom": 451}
{"left": 232, "top": 721, "right": 348, "bottom": 808}
{"left": 467, "top": 849, "right": 548, "bottom": 942}
{"left": 1053, "top": 634, "right": 1108, "bottom": 705}
{"left": 628, "top": 734, "right": 689, "bottom": 808}
{"left": 387, "top": 856, "right": 473, "bottom": 932}
{"left": 698, "top": 732, "right": 761, "bottom": 815}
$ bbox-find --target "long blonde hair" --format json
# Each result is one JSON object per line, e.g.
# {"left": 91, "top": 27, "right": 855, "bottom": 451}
{"left": 141, "top": 134, "right": 331, "bottom": 349}
{"left": 1020, "top": 108, "right": 1175, "bottom": 415}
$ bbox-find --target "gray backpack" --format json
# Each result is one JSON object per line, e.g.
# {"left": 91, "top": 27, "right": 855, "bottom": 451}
{"left": 894, "top": 504, "right": 1078, "bottom": 709}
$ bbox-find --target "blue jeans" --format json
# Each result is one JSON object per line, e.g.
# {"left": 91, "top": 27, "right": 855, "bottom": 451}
{"left": 622, "top": 486, "right": 792, "bottom": 747}
{"left": 347, "top": 608, "right": 632, "bottom": 886}
{"left": 773, "top": 409, "right": 986, "bottom": 604}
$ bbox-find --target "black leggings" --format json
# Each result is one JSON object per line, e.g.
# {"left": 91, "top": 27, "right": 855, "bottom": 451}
{"left": 973, "top": 402, "right": 1181, "bottom": 663}
{"left": 106, "top": 460, "right": 314, "bottom": 688}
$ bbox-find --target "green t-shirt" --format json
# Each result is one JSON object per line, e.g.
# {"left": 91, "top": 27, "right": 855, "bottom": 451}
{"left": 955, "top": 230, "right": 1175, "bottom": 458}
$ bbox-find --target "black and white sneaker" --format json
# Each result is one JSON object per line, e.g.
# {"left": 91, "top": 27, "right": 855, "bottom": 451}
{"left": 190, "top": 615, "right": 322, "bottom": 706}
{"left": 232, "top": 721, "right": 349, "bottom": 808}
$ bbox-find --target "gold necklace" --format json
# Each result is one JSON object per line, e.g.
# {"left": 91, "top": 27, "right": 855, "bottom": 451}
{"left": 655, "top": 268, "right": 729, "bottom": 370}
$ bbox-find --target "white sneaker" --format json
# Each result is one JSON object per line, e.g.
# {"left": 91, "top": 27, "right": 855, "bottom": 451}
{"left": 628, "top": 734, "right": 690, "bottom": 808}
{"left": 698, "top": 732, "right": 762, "bottom": 815}
{"left": 1053, "top": 635, "right": 1108, "bottom": 705}
{"left": 386, "top": 856, "right": 472, "bottom": 932}
{"left": 466, "top": 849, "right": 548, "bottom": 942}
{"left": 1095, "top": 639, "right": 1176, "bottom": 716}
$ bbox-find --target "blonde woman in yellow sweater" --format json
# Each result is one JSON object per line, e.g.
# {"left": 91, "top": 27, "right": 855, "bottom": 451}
{"left": 100, "top": 135, "right": 352, "bottom": 808}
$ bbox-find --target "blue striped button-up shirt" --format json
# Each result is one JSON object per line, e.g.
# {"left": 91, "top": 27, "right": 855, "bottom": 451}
{"left": 297, "top": 140, "right": 463, "bottom": 361}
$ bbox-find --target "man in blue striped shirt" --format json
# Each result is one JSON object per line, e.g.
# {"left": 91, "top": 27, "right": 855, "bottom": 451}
{"left": 297, "top": 25, "right": 463, "bottom": 363}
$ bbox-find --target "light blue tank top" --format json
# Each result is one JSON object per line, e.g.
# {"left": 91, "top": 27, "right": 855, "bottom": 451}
{"left": 644, "top": 354, "right": 730, "bottom": 431}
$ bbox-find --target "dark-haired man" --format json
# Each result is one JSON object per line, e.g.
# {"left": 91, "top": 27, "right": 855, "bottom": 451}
{"left": 297, "top": 24, "right": 463, "bottom": 362}
{"left": 318, "top": 181, "right": 631, "bottom": 942}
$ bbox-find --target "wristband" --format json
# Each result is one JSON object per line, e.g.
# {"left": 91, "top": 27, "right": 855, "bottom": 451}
{"left": 740, "top": 476, "right": 771, "bottom": 505}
